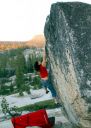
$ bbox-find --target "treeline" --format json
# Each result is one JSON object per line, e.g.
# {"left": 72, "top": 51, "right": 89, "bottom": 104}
{"left": 0, "top": 47, "right": 42, "bottom": 78}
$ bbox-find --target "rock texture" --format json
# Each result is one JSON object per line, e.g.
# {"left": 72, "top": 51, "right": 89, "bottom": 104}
{"left": 44, "top": 2, "right": 91, "bottom": 128}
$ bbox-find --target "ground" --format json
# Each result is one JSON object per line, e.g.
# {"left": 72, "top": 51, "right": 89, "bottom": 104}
{"left": 0, "top": 89, "right": 71, "bottom": 128}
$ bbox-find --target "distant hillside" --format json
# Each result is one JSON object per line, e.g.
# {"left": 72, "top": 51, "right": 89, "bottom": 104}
{"left": 0, "top": 34, "right": 45, "bottom": 51}
{"left": 26, "top": 34, "right": 45, "bottom": 48}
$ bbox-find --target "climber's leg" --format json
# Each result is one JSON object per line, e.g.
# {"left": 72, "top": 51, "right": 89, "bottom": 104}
{"left": 41, "top": 79, "right": 49, "bottom": 94}
{"left": 41, "top": 79, "right": 63, "bottom": 107}
{"left": 41, "top": 79, "right": 56, "bottom": 97}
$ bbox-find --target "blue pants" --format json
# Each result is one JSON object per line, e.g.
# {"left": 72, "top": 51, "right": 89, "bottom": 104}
{"left": 41, "top": 79, "right": 57, "bottom": 97}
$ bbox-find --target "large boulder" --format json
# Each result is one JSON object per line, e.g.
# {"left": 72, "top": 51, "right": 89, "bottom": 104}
{"left": 44, "top": 2, "right": 91, "bottom": 128}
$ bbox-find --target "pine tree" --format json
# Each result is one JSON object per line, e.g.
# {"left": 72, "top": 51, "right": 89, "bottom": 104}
{"left": 15, "top": 53, "right": 25, "bottom": 96}
{"left": 16, "top": 67, "right": 25, "bottom": 96}
{"left": 20, "top": 53, "right": 26, "bottom": 73}
{"left": 10, "top": 82, "right": 14, "bottom": 93}
{"left": 32, "top": 76, "right": 41, "bottom": 89}
{"left": 27, "top": 55, "right": 34, "bottom": 73}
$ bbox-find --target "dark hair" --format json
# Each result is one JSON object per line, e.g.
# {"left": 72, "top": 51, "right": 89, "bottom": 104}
{"left": 34, "top": 61, "right": 40, "bottom": 71}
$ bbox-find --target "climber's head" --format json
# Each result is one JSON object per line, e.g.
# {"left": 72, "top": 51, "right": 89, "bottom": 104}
{"left": 34, "top": 61, "right": 40, "bottom": 71}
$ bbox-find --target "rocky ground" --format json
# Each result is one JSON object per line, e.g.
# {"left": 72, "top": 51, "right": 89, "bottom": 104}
{"left": 47, "top": 108, "right": 73, "bottom": 128}
{"left": 0, "top": 89, "right": 73, "bottom": 128}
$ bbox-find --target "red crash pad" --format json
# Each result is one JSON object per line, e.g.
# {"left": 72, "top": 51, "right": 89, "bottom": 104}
{"left": 11, "top": 109, "right": 52, "bottom": 128}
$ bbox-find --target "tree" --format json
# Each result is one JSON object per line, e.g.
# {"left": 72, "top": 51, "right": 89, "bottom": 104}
{"left": 26, "top": 55, "right": 34, "bottom": 73}
{"left": 24, "top": 84, "right": 31, "bottom": 94}
{"left": 16, "top": 67, "right": 25, "bottom": 96}
{"left": 15, "top": 54, "right": 26, "bottom": 96}
{"left": 0, "top": 54, "right": 8, "bottom": 77}
{"left": 20, "top": 53, "right": 27, "bottom": 73}
{"left": 32, "top": 76, "right": 41, "bottom": 89}
{"left": 1, "top": 97, "right": 9, "bottom": 117}
{"left": 1, "top": 97, "right": 22, "bottom": 118}
{"left": 10, "top": 82, "right": 14, "bottom": 93}
{"left": 0, "top": 85, "right": 7, "bottom": 95}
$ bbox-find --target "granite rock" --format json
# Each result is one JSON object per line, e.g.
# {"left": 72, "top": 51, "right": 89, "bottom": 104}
{"left": 44, "top": 2, "right": 91, "bottom": 128}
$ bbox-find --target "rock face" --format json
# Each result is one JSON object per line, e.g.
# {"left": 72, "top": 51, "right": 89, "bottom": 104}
{"left": 44, "top": 2, "right": 91, "bottom": 128}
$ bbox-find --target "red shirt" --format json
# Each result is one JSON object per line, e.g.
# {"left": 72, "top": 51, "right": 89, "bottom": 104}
{"left": 39, "top": 64, "right": 48, "bottom": 78}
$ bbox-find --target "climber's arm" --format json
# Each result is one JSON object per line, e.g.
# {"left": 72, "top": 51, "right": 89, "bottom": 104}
{"left": 42, "top": 48, "right": 46, "bottom": 67}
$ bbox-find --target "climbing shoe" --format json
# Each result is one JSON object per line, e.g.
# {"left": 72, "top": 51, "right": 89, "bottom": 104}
{"left": 55, "top": 103, "right": 63, "bottom": 107}
{"left": 46, "top": 90, "right": 49, "bottom": 94}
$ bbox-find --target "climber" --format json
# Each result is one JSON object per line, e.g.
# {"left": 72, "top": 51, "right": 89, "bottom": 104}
{"left": 34, "top": 48, "right": 59, "bottom": 105}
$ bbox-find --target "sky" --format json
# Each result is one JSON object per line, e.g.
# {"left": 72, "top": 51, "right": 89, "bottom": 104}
{"left": 0, "top": 0, "right": 91, "bottom": 41}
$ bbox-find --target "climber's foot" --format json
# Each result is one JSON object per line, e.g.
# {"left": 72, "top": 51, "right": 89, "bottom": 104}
{"left": 46, "top": 90, "right": 49, "bottom": 94}
{"left": 55, "top": 102, "right": 63, "bottom": 108}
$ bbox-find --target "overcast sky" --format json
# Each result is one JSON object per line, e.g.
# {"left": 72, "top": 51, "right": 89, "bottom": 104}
{"left": 0, "top": 0, "right": 91, "bottom": 41}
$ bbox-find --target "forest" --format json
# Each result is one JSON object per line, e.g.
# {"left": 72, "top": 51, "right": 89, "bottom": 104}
{"left": 0, "top": 47, "right": 43, "bottom": 96}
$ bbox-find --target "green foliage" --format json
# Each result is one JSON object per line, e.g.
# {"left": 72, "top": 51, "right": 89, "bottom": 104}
{"left": 0, "top": 48, "right": 43, "bottom": 96}
{"left": 15, "top": 54, "right": 26, "bottom": 96}
{"left": 24, "top": 85, "right": 31, "bottom": 94}
{"left": 15, "top": 53, "right": 26, "bottom": 73}
{"left": 0, "top": 78, "right": 16, "bottom": 95}
{"left": 0, "top": 69, "right": 8, "bottom": 78}
{"left": 0, "top": 78, "right": 10, "bottom": 84}
{"left": 32, "top": 76, "right": 42, "bottom": 89}
{"left": 16, "top": 70, "right": 25, "bottom": 96}
{"left": 28, "top": 75, "right": 32, "bottom": 82}
{"left": 0, "top": 48, "right": 43, "bottom": 78}
{"left": 1, "top": 97, "right": 22, "bottom": 118}
{"left": 10, "top": 82, "right": 14, "bottom": 93}
{"left": 1, "top": 97, "right": 9, "bottom": 115}
{"left": 26, "top": 55, "right": 34, "bottom": 73}
{"left": 1, "top": 99, "right": 56, "bottom": 119}
{"left": 18, "top": 99, "right": 56, "bottom": 112}
{"left": 9, "top": 106, "right": 22, "bottom": 117}
{"left": 0, "top": 84, "right": 10, "bottom": 95}
{"left": 0, "top": 54, "right": 8, "bottom": 68}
